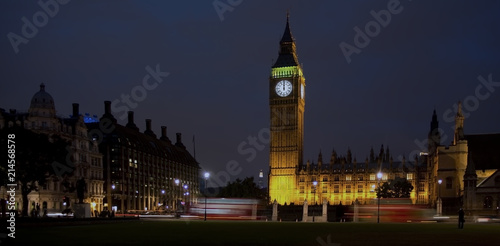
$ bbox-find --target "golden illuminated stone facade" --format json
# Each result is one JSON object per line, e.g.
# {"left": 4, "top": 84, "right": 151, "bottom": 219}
{"left": 268, "top": 15, "right": 305, "bottom": 204}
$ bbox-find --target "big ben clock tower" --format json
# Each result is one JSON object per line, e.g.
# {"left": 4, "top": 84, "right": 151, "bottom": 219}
{"left": 268, "top": 14, "right": 305, "bottom": 204}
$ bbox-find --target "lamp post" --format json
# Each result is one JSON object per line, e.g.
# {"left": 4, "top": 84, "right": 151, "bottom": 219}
{"left": 437, "top": 179, "right": 442, "bottom": 216}
{"left": 174, "top": 179, "right": 180, "bottom": 213}
{"left": 377, "top": 172, "right": 382, "bottom": 223}
{"left": 161, "top": 189, "right": 165, "bottom": 211}
{"left": 183, "top": 184, "right": 189, "bottom": 211}
{"left": 204, "top": 172, "right": 210, "bottom": 221}
{"left": 312, "top": 181, "right": 318, "bottom": 222}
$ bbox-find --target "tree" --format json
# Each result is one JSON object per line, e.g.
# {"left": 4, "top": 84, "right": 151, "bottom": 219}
{"left": 0, "top": 126, "right": 69, "bottom": 216}
{"left": 376, "top": 177, "right": 414, "bottom": 199}
{"left": 217, "top": 177, "right": 267, "bottom": 200}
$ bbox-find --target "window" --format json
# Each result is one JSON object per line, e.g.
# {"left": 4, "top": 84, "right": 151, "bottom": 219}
{"left": 418, "top": 183, "right": 425, "bottom": 192}
{"left": 334, "top": 176, "right": 339, "bottom": 181}
{"left": 382, "top": 174, "right": 388, "bottom": 181}
{"left": 299, "top": 177, "right": 305, "bottom": 182}
{"left": 407, "top": 173, "right": 413, "bottom": 180}
{"left": 334, "top": 185, "right": 339, "bottom": 193}
{"left": 358, "top": 176, "right": 363, "bottom": 181}
{"left": 358, "top": 185, "right": 363, "bottom": 193}
{"left": 322, "top": 186, "right": 327, "bottom": 193}
{"left": 346, "top": 175, "right": 352, "bottom": 181}
{"left": 300, "top": 186, "right": 304, "bottom": 193}
{"left": 484, "top": 196, "right": 493, "bottom": 209}
{"left": 346, "top": 185, "right": 351, "bottom": 193}
{"left": 323, "top": 176, "right": 328, "bottom": 182}
{"left": 370, "top": 174, "right": 375, "bottom": 181}
{"left": 446, "top": 177, "right": 453, "bottom": 189}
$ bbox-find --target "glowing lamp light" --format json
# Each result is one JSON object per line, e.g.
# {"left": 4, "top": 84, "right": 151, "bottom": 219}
{"left": 438, "top": 179, "right": 442, "bottom": 185}
{"left": 183, "top": 184, "right": 188, "bottom": 190}
{"left": 175, "top": 179, "right": 180, "bottom": 185}
{"left": 111, "top": 184, "right": 116, "bottom": 189}
{"left": 313, "top": 181, "right": 318, "bottom": 186}
{"left": 377, "top": 172, "right": 383, "bottom": 180}
{"left": 161, "top": 190, "right": 165, "bottom": 194}
{"left": 204, "top": 172, "right": 210, "bottom": 179}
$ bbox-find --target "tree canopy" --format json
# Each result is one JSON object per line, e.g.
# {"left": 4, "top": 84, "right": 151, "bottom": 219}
{"left": 217, "top": 177, "right": 267, "bottom": 200}
{"left": 1, "top": 126, "right": 69, "bottom": 216}
{"left": 376, "top": 177, "right": 414, "bottom": 198}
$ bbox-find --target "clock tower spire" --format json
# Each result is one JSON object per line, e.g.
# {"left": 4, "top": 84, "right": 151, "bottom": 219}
{"left": 268, "top": 14, "right": 305, "bottom": 205}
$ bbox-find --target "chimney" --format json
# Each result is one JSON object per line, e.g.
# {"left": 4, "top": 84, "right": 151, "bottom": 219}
{"left": 160, "top": 126, "right": 171, "bottom": 143}
{"left": 104, "top": 101, "right": 111, "bottom": 115}
{"left": 175, "top": 132, "right": 185, "bottom": 148}
{"left": 144, "top": 119, "right": 156, "bottom": 138}
{"left": 72, "top": 103, "right": 79, "bottom": 118}
{"left": 161, "top": 126, "right": 167, "bottom": 138}
{"left": 126, "top": 111, "right": 138, "bottom": 130}
{"left": 101, "top": 101, "right": 117, "bottom": 123}
{"left": 176, "top": 132, "right": 182, "bottom": 144}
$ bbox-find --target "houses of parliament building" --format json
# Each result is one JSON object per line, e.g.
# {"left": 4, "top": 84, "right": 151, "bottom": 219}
{"left": 268, "top": 15, "right": 500, "bottom": 214}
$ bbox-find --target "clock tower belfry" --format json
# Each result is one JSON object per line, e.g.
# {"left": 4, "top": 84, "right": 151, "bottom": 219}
{"left": 268, "top": 14, "right": 305, "bottom": 205}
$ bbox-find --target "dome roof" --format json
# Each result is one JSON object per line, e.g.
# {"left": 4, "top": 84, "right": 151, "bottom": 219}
{"left": 30, "top": 83, "right": 55, "bottom": 110}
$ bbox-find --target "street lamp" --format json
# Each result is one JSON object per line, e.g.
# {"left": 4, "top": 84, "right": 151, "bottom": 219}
{"left": 377, "top": 172, "right": 383, "bottom": 223}
{"left": 437, "top": 179, "right": 442, "bottom": 216}
{"left": 174, "top": 179, "right": 180, "bottom": 213}
{"left": 312, "top": 181, "right": 318, "bottom": 222}
{"left": 204, "top": 172, "right": 210, "bottom": 221}
{"left": 183, "top": 184, "right": 189, "bottom": 210}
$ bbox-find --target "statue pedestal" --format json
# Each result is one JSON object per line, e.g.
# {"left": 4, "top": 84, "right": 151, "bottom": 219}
{"left": 73, "top": 203, "right": 91, "bottom": 218}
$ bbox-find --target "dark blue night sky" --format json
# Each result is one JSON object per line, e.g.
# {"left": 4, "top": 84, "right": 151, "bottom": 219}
{"left": 1, "top": 0, "right": 500, "bottom": 187}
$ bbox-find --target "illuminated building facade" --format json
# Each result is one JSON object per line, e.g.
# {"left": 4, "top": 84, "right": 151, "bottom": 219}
{"left": 268, "top": 15, "right": 500, "bottom": 208}
{"left": 0, "top": 84, "right": 105, "bottom": 214}
{"left": 88, "top": 103, "right": 200, "bottom": 212}
{"left": 268, "top": 16, "right": 428, "bottom": 206}
{"left": 429, "top": 103, "right": 500, "bottom": 214}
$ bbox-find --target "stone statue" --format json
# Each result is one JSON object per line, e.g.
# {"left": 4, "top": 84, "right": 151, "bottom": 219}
{"left": 76, "top": 177, "right": 87, "bottom": 204}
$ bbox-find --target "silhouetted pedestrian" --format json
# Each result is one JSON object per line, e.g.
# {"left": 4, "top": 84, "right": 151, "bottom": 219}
{"left": 458, "top": 208, "right": 465, "bottom": 229}
{"left": 36, "top": 203, "right": 40, "bottom": 217}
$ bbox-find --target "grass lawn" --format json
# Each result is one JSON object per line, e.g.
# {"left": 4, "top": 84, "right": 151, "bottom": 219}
{"left": 14, "top": 219, "right": 500, "bottom": 246}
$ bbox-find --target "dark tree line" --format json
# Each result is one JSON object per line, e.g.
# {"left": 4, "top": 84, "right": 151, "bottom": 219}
{"left": 376, "top": 177, "right": 414, "bottom": 199}
{"left": 1, "top": 126, "right": 69, "bottom": 216}
{"left": 217, "top": 177, "right": 267, "bottom": 200}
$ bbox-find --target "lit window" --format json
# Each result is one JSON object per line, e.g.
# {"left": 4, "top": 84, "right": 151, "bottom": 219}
{"left": 322, "top": 186, "right": 327, "bottom": 193}
{"left": 382, "top": 174, "right": 388, "bottom": 181}
{"left": 346, "top": 175, "right": 352, "bottom": 181}
{"left": 407, "top": 173, "right": 413, "bottom": 180}
{"left": 346, "top": 185, "right": 351, "bottom": 193}
{"left": 334, "top": 185, "right": 339, "bottom": 193}
{"left": 358, "top": 185, "right": 363, "bottom": 193}
{"left": 370, "top": 174, "right": 375, "bottom": 181}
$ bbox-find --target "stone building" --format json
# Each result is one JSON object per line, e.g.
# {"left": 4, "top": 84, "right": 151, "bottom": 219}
{"left": 87, "top": 101, "right": 200, "bottom": 212}
{"left": 268, "top": 15, "right": 499, "bottom": 213}
{"left": 0, "top": 84, "right": 105, "bottom": 214}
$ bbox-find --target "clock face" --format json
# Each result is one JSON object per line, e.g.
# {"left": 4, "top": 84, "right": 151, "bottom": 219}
{"left": 275, "top": 80, "right": 292, "bottom": 97}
